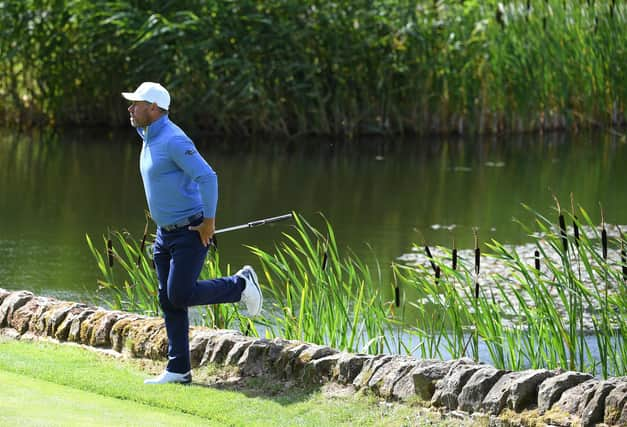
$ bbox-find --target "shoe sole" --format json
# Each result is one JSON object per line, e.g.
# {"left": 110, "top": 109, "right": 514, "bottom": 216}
{"left": 144, "top": 377, "right": 192, "bottom": 385}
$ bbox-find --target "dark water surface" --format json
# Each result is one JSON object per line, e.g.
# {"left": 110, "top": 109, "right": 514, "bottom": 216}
{"left": 1, "top": 127, "right": 626, "bottom": 303}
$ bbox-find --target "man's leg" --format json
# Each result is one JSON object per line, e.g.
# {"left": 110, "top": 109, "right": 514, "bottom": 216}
{"left": 152, "top": 231, "right": 193, "bottom": 375}
{"left": 157, "top": 229, "right": 245, "bottom": 374}
{"left": 167, "top": 230, "right": 244, "bottom": 308}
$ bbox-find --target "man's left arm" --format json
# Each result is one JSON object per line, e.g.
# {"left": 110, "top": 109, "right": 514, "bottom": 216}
{"left": 191, "top": 174, "right": 218, "bottom": 246}
{"left": 169, "top": 137, "right": 218, "bottom": 246}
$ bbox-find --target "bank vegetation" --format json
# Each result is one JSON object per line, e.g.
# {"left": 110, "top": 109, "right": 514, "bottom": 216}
{"left": 1, "top": 0, "right": 625, "bottom": 136}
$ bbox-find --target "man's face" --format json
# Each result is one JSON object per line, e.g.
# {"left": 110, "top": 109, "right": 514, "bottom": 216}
{"left": 127, "top": 101, "right": 155, "bottom": 128}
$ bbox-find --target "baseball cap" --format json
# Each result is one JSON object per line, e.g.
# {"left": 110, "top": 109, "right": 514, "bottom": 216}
{"left": 122, "top": 82, "right": 171, "bottom": 110}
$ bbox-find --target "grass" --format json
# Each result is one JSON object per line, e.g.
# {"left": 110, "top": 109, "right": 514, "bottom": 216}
{"left": 0, "top": 337, "right": 471, "bottom": 427}
{"left": 0, "top": 370, "right": 211, "bottom": 427}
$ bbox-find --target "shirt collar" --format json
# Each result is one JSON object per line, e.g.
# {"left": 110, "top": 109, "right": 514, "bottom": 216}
{"left": 142, "top": 114, "right": 169, "bottom": 142}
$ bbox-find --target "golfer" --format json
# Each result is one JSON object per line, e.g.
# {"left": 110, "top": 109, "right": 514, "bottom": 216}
{"left": 122, "top": 82, "right": 263, "bottom": 385}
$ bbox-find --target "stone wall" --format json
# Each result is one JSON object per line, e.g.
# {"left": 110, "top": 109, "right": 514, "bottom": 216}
{"left": 1, "top": 288, "right": 625, "bottom": 427}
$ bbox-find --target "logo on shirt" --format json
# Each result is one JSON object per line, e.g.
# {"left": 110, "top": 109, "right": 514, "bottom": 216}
{"left": 184, "top": 149, "right": 197, "bottom": 156}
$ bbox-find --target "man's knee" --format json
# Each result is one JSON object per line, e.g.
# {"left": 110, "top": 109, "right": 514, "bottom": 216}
{"left": 166, "top": 289, "right": 190, "bottom": 309}
{"left": 158, "top": 291, "right": 172, "bottom": 310}
{"left": 158, "top": 291, "right": 187, "bottom": 310}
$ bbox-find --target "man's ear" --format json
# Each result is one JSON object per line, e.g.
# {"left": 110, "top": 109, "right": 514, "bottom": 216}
{"left": 149, "top": 102, "right": 161, "bottom": 118}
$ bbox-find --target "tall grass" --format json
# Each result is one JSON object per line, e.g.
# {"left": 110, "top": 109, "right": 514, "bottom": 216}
{"left": 86, "top": 230, "right": 160, "bottom": 316}
{"left": 86, "top": 229, "right": 254, "bottom": 335}
{"left": 88, "top": 205, "right": 626, "bottom": 376}
{"left": 87, "top": 213, "right": 395, "bottom": 354}
{"left": 249, "top": 214, "right": 393, "bottom": 354}
{"left": 394, "top": 202, "right": 627, "bottom": 377}
{"left": 2, "top": 0, "right": 625, "bottom": 136}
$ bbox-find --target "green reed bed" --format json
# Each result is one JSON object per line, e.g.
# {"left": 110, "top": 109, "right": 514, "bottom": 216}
{"left": 87, "top": 213, "right": 393, "bottom": 353}
{"left": 2, "top": 0, "right": 625, "bottom": 135}
{"left": 86, "top": 229, "right": 160, "bottom": 317}
{"left": 394, "top": 203, "right": 627, "bottom": 377}
{"left": 249, "top": 214, "right": 393, "bottom": 354}
{"left": 86, "top": 227, "right": 252, "bottom": 335}
{"left": 88, "top": 205, "right": 626, "bottom": 376}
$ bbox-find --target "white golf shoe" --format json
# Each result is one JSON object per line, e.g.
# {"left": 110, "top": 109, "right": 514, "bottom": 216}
{"left": 144, "top": 370, "right": 192, "bottom": 385}
{"left": 236, "top": 265, "right": 263, "bottom": 316}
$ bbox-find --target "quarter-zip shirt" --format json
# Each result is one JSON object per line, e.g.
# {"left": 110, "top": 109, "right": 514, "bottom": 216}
{"left": 138, "top": 115, "right": 218, "bottom": 227}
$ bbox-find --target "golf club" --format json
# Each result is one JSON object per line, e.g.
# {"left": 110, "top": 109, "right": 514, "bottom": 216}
{"left": 214, "top": 212, "right": 294, "bottom": 234}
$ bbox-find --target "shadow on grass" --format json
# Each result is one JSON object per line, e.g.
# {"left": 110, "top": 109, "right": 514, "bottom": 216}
{"left": 179, "top": 362, "right": 357, "bottom": 406}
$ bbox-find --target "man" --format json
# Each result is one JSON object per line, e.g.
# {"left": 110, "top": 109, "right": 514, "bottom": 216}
{"left": 122, "top": 82, "right": 263, "bottom": 385}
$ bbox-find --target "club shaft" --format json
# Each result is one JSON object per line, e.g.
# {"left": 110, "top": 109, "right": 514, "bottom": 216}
{"left": 214, "top": 213, "right": 294, "bottom": 234}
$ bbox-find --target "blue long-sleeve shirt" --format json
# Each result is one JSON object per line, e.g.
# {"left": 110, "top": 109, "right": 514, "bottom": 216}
{"left": 137, "top": 115, "right": 218, "bottom": 227}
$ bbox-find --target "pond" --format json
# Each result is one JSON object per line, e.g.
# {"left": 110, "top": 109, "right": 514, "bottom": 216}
{"left": 1, "top": 126, "right": 626, "bottom": 305}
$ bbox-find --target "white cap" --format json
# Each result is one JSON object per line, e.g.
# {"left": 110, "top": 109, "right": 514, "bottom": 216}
{"left": 122, "top": 82, "right": 171, "bottom": 110}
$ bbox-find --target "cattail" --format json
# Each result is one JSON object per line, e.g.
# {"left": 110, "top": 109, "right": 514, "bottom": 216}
{"left": 601, "top": 205, "right": 607, "bottom": 260}
{"left": 452, "top": 248, "right": 458, "bottom": 271}
{"left": 559, "top": 214, "right": 568, "bottom": 253}
{"left": 571, "top": 193, "right": 579, "bottom": 248}
{"left": 620, "top": 227, "right": 627, "bottom": 282}
{"left": 107, "top": 238, "right": 114, "bottom": 267}
{"left": 474, "top": 229, "right": 480, "bottom": 298}
{"left": 496, "top": 4, "right": 505, "bottom": 29}
{"left": 535, "top": 249, "right": 541, "bottom": 271}
{"left": 474, "top": 230, "right": 480, "bottom": 276}
{"left": 555, "top": 195, "right": 567, "bottom": 253}
{"left": 425, "top": 245, "right": 437, "bottom": 273}
{"left": 594, "top": 16, "right": 598, "bottom": 34}
{"left": 435, "top": 266, "right": 441, "bottom": 285}
{"left": 394, "top": 286, "right": 400, "bottom": 308}
{"left": 136, "top": 220, "right": 149, "bottom": 267}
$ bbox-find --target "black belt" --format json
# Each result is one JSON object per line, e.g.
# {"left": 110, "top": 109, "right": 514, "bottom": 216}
{"left": 160, "top": 212, "right": 203, "bottom": 232}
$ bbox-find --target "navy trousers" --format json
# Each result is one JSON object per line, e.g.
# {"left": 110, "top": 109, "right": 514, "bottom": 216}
{"left": 153, "top": 221, "right": 244, "bottom": 374}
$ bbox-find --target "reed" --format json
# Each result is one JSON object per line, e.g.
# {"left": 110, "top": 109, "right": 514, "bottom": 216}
{"left": 85, "top": 230, "right": 254, "bottom": 334}
{"left": 86, "top": 231, "right": 160, "bottom": 316}
{"left": 395, "top": 202, "right": 627, "bottom": 377}
{"left": 87, "top": 204, "right": 626, "bottom": 376}
{"left": 2, "top": 0, "right": 625, "bottom": 135}
{"left": 249, "top": 213, "right": 393, "bottom": 354}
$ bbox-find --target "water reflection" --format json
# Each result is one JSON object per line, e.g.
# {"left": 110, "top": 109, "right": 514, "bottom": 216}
{"left": 1, "top": 127, "right": 626, "bottom": 302}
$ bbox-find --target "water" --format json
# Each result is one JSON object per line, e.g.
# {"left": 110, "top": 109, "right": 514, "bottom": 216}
{"left": 1, "top": 126, "right": 627, "bottom": 305}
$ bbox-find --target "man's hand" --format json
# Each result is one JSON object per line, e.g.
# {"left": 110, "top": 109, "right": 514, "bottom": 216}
{"left": 189, "top": 217, "right": 215, "bottom": 247}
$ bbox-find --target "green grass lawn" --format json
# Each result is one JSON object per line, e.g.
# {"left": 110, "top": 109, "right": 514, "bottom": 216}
{"left": 0, "top": 370, "right": 211, "bottom": 426}
{"left": 0, "top": 337, "right": 474, "bottom": 426}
